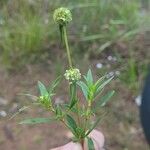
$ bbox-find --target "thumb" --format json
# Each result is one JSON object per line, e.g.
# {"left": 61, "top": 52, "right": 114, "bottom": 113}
{"left": 89, "top": 129, "right": 105, "bottom": 148}
{"left": 51, "top": 141, "right": 82, "bottom": 150}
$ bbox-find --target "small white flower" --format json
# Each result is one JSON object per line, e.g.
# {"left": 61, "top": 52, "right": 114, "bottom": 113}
{"left": 96, "top": 63, "right": 103, "bottom": 69}
{"left": 64, "top": 68, "right": 81, "bottom": 83}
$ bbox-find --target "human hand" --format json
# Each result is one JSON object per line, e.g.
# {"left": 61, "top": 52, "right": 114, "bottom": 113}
{"left": 51, "top": 130, "right": 104, "bottom": 150}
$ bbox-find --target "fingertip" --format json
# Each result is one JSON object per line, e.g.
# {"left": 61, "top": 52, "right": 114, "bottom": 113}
{"left": 89, "top": 129, "right": 105, "bottom": 148}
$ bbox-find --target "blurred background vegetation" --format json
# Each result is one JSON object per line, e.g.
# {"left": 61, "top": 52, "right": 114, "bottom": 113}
{"left": 0, "top": 0, "right": 149, "bottom": 90}
{"left": 0, "top": 0, "right": 150, "bottom": 150}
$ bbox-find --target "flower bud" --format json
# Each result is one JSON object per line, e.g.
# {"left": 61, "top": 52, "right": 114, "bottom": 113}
{"left": 53, "top": 7, "right": 72, "bottom": 25}
{"left": 38, "top": 94, "right": 51, "bottom": 109}
{"left": 64, "top": 68, "right": 81, "bottom": 83}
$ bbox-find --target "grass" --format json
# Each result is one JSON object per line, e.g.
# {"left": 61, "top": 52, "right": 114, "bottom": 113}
{"left": 0, "top": 0, "right": 149, "bottom": 102}
{"left": 0, "top": 0, "right": 53, "bottom": 68}
{"left": 0, "top": 0, "right": 148, "bottom": 69}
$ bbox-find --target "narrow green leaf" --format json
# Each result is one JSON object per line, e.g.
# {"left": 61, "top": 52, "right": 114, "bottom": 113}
{"left": 49, "top": 76, "right": 61, "bottom": 94}
{"left": 55, "top": 105, "right": 63, "bottom": 118}
{"left": 77, "top": 81, "right": 88, "bottom": 100}
{"left": 69, "top": 83, "right": 77, "bottom": 109}
{"left": 76, "top": 127, "right": 85, "bottom": 138}
{"left": 86, "top": 69, "right": 93, "bottom": 85}
{"left": 85, "top": 117, "right": 102, "bottom": 136}
{"left": 18, "top": 106, "right": 30, "bottom": 112}
{"left": 121, "top": 29, "right": 139, "bottom": 40}
{"left": 69, "top": 98, "right": 78, "bottom": 109}
{"left": 18, "top": 93, "right": 38, "bottom": 101}
{"left": 98, "top": 41, "right": 112, "bottom": 52}
{"left": 80, "top": 34, "right": 104, "bottom": 41}
{"left": 110, "top": 19, "right": 126, "bottom": 25}
{"left": 38, "top": 81, "right": 48, "bottom": 96}
{"left": 87, "top": 137, "right": 95, "bottom": 150}
{"left": 97, "top": 90, "right": 115, "bottom": 107}
{"left": 87, "top": 85, "right": 96, "bottom": 101}
{"left": 66, "top": 115, "right": 77, "bottom": 136}
{"left": 69, "top": 3, "right": 98, "bottom": 10}
{"left": 10, "top": 106, "right": 30, "bottom": 120}
{"left": 19, "top": 117, "right": 54, "bottom": 125}
{"left": 95, "top": 76, "right": 114, "bottom": 96}
{"left": 66, "top": 115, "right": 77, "bottom": 129}
{"left": 94, "top": 76, "right": 106, "bottom": 89}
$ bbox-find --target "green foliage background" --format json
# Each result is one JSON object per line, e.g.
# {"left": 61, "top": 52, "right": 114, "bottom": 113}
{"left": 0, "top": 0, "right": 146, "bottom": 67}
{"left": 0, "top": 0, "right": 149, "bottom": 92}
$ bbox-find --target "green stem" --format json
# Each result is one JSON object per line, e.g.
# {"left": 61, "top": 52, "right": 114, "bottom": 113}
{"left": 76, "top": 101, "right": 81, "bottom": 127}
{"left": 70, "top": 83, "right": 81, "bottom": 126}
{"left": 84, "top": 101, "right": 92, "bottom": 132}
{"left": 62, "top": 25, "right": 73, "bottom": 68}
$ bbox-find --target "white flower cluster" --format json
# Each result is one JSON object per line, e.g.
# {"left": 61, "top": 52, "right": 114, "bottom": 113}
{"left": 64, "top": 68, "right": 81, "bottom": 83}
{"left": 53, "top": 7, "right": 72, "bottom": 25}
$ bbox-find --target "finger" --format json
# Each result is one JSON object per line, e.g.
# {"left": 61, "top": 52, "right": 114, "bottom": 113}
{"left": 51, "top": 141, "right": 82, "bottom": 150}
{"left": 88, "top": 129, "right": 105, "bottom": 150}
{"left": 51, "top": 130, "right": 104, "bottom": 150}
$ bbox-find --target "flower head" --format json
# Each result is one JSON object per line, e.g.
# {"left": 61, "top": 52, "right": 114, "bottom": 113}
{"left": 53, "top": 7, "right": 72, "bottom": 25}
{"left": 64, "top": 68, "right": 81, "bottom": 83}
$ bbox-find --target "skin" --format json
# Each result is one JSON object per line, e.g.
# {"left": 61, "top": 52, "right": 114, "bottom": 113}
{"left": 51, "top": 130, "right": 104, "bottom": 150}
